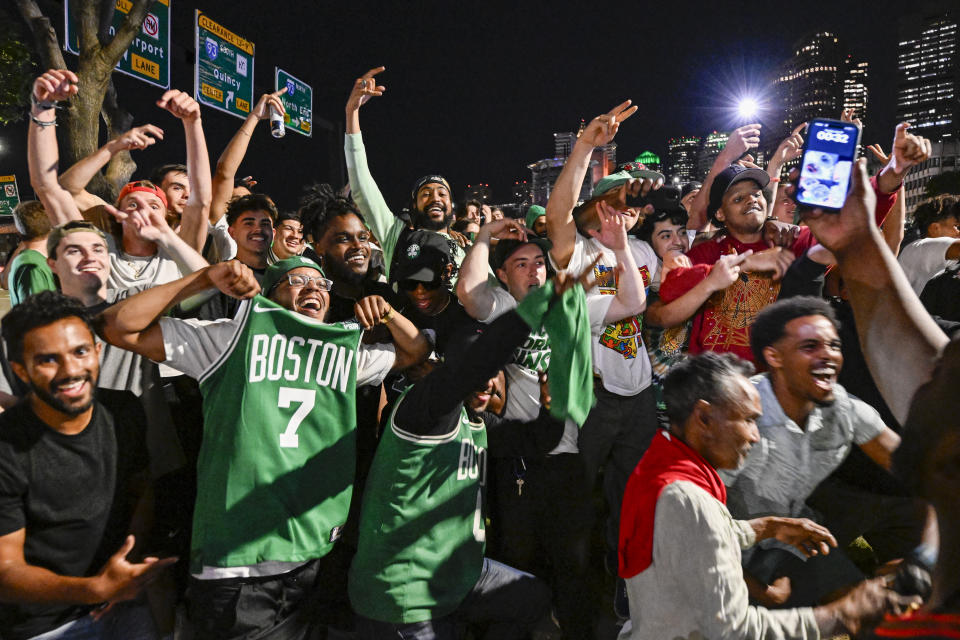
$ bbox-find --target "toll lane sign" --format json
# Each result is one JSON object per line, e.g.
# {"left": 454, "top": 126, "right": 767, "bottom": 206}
{"left": 64, "top": 0, "right": 171, "bottom": 89}
{"left": 194, "top": 10, "right": 254, "bottom": 120}
{"left": 275, "top": 69, "right": 313, "bottom": 137}
{"left": 0, "top": 176, "right": 20, "bottom": 216}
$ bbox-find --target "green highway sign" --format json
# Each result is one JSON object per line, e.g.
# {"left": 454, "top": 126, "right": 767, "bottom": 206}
{"left": 195, "top": 10, "right": 254, "bottom": 120}
{"left": 64, "top": 0, "right": 170, "bottom": 89}
{"left": 0, "top": 176, "right": 20, "bottom": 216}
{"left": 275, "top": 69, "right": 313, "bottom": 137}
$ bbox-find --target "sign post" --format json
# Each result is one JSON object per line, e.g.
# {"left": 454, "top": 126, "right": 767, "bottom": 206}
{"left": 64, "top": 0, "right": 171, "bottom": 89}
{"left": 275, "top": 69, "right": 313, "bottom": 137}
{"left": 195, "top": 10, "right": 254, "bottom": 120}
{"left": 0, "top": 176, "right": 20, "bottom": 216}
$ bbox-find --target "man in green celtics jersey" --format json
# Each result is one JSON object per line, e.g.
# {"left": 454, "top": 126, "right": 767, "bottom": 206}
{"left": 350, "top": 264, "right": 599, "bottom": 639}
{"left": 99, "top": 256, "right": 429, "bottom": 639}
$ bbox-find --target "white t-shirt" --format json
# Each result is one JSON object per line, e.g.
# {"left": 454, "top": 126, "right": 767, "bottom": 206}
{"left": 552, "top": 235, "right": 659, "bottom": 396}
{"left": 206, "top": 215, "right": 238, "bottom": 264}
{"left": 106, "top": 234, "right": 184, "bottom": 291}
{"left": 898, "top": 237, "right": 960, "bottom": 295}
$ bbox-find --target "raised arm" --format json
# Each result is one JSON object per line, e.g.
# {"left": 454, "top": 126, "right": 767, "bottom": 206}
{"left": 876, "top": 123, "right": 932, "bottom": 196}
{"left": 59, "top": 124, "right": 164, "bottom": 212}
{"left": 99, "top": 261, "right": 259, "bottom": 362}
{"left": 588, "top": 202, "right": 646, "bottom": 323}
{"left": 763, "top": 123, "right": 805, "bottom": 216}
{"left": 802, "top": 158, "right": 948, "bottom": 424}
{"left": 344, "top": 67, "right": 403, "bottom": 265}
{"left": 210, "top": 89, "right": 287, "bottom": 225}
{"left": 353, "top": 295, "right": 429, "bottom": 371}
{"left": 27, "top": 70, "right": 82, "bottom": 226}
{"left": 687, "top": 124, "right": 762, "bottom": 232}
{"left": 546, "top": 101, "right": 636, "bottom": 270}
{"left": 155, "top": 90, "right": 212, "bottom": 253}
{"left": 456, "top": 218, "right": 527, "bottom": 319}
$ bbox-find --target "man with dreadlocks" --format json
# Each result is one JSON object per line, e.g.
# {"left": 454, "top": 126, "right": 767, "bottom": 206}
{"left": 298, "top": 183, "right": 401, "bottom": 324}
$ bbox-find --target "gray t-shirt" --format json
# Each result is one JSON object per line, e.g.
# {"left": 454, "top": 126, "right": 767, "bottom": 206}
{"left": 722, "top": 374, "right": 885, "bottom": 524}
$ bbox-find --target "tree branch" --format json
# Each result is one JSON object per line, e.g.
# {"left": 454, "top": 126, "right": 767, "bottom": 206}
{"left": 14, "top": 0, "right": 67, "bottom": 70}
{"left": 101, "top": 0, "right": 153, "bottom": 63}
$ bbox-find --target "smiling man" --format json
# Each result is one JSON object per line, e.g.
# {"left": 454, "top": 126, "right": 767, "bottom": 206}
{"left": 299, "top": 183, "right": 401, "bottom": 324}
{"left": 721, "top": 296, "right": 925, "bottom": 607}
{"left": 344, "top": 68, "right": 466, "bottom": 280}
{"left": 98, "top": 256, "right": 428, "bottom": 638}
{"left": 0, "top": 292, "right": 173, "bottom": 640}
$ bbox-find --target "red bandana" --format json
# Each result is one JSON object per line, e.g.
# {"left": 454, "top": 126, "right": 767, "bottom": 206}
{"left": 618, "top": 429, "right": 727, "bottom": 578}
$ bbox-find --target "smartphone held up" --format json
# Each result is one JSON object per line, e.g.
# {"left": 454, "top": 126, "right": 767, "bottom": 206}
{"left": 794, "top": 119, "right": 861, "bottom": 212}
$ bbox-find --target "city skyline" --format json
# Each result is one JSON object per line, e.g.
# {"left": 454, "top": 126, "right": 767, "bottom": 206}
{"left": 1, "top": 0, "right": 957, "bottom": 211}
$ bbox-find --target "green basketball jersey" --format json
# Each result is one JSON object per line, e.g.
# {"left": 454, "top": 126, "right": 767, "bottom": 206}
{"left": 192, "top": 295, "right": 362, "bottom": 572}
{"left": 348, "top": 387, "right": 488, "bottom": 623}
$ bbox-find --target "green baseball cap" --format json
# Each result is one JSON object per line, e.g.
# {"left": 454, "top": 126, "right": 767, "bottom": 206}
{"left": 261, "top": 256, "right": 325, "bottom": 295}
{"left": 525, "top": 205, "right": 546, "bottom": 229}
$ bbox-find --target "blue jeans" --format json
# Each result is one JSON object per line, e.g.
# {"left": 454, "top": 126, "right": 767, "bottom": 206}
{"left": 355, "top": 557, "right": 551, "bottom": 640}
{"left": 29, "top": 602, "right": 159, "bottom": 640}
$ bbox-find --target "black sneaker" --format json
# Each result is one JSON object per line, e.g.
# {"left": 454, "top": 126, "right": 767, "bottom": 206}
{"left": 614, "top": 577, "right": 630, "bottom": 620}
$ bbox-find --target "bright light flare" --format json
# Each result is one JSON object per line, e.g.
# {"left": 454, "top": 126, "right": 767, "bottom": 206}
{"left": 737, "top": 97, "right": 759, "bottom": 120}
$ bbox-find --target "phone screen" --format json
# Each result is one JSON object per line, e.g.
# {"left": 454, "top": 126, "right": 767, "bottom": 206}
{"left": 796, "top": 120, "right": 861, "bottom": 210}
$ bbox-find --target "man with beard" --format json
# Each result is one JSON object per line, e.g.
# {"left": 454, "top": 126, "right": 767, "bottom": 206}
{"left": 345, "top": 67, "right": 466, "bottom": 280}
{"left": 98, "top": 257, "right": 428, "bottom": 639}
{"left": 299, "top": 183, "right": 400, "bottom": 323}
{"left": 722, "top": 296, "right": 926, "bottom": 607}
{"left": 0, "top": 292, "right": 176, "bottom": 640}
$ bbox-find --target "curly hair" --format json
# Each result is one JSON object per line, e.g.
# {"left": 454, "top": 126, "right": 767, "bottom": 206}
{"left": 913, "top": 194, "right": 959, "bottom": 238}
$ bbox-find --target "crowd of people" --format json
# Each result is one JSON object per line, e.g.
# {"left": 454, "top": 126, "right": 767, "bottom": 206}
{"left": 0, "top": 64, "right": 957, "bottom": 640}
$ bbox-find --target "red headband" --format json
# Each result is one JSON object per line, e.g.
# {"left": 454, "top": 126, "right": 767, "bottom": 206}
{"left": 117, "top": 182, "right": 168, "bottom": 209}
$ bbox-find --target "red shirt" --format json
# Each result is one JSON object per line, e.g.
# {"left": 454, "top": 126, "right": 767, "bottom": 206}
{"left": 659, "top": 176, "right": 897, "bottom": 364}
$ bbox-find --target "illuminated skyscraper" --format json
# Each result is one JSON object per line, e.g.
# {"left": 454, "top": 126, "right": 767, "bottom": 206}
{"left": 897, "top": 8, "right": 959, "bottom": 141}
{"left": 667, "top": 136, "right": 701, "bottom": 183}
{"left": 766, "top": 32, "right": 845, "bottom": 154}
{"left": 843, "top": 57, "right": 869, "bottom": 125}
{"left": 697, "top": 131, "right": 729, "bottom": 179}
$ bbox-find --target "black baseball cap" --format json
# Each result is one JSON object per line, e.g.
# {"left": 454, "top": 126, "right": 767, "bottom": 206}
{"left": 490, "top": 237, "right": 552, "bottom": 272}
{"left": 393, "top": 230, "right": 453, "bottom": 283}
{"left": 681, "top": 181, "right": 702, "bottom": 199}
{"left": 708, "top": 165, "right": 770, "bottom": 223}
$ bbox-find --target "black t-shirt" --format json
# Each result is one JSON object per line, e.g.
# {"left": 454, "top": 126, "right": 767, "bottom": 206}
{"left": 0, "top": 390, "right": 148, "bottom": 640}
{"left": 399, "top": 295, "right": 474, "bottom": 357}
{"left": 327, "top": 278, "right": 403, "bottom": 324}
{"left": 921, "top": 264, "right": 960, "bottom": 323}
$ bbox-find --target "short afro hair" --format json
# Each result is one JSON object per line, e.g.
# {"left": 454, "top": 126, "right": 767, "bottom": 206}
{"left": 750, "top": 296, "right": 839, "bottom": 367}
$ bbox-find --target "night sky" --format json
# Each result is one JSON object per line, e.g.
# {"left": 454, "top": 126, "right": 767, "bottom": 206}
{"left": 1, "top": 0, "right": 923, "bottom": 214}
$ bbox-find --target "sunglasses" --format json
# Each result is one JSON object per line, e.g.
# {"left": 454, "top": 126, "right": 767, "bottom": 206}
{"left": 399, "top": 278, "right": 442, "bottom": 292}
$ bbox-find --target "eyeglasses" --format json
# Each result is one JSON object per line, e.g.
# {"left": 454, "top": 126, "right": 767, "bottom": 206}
{"left": 285, "top": 274, "right": 332, "bottom": 291}
{"left": 399, "top": 279, "right": 442, "bottom": 292}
